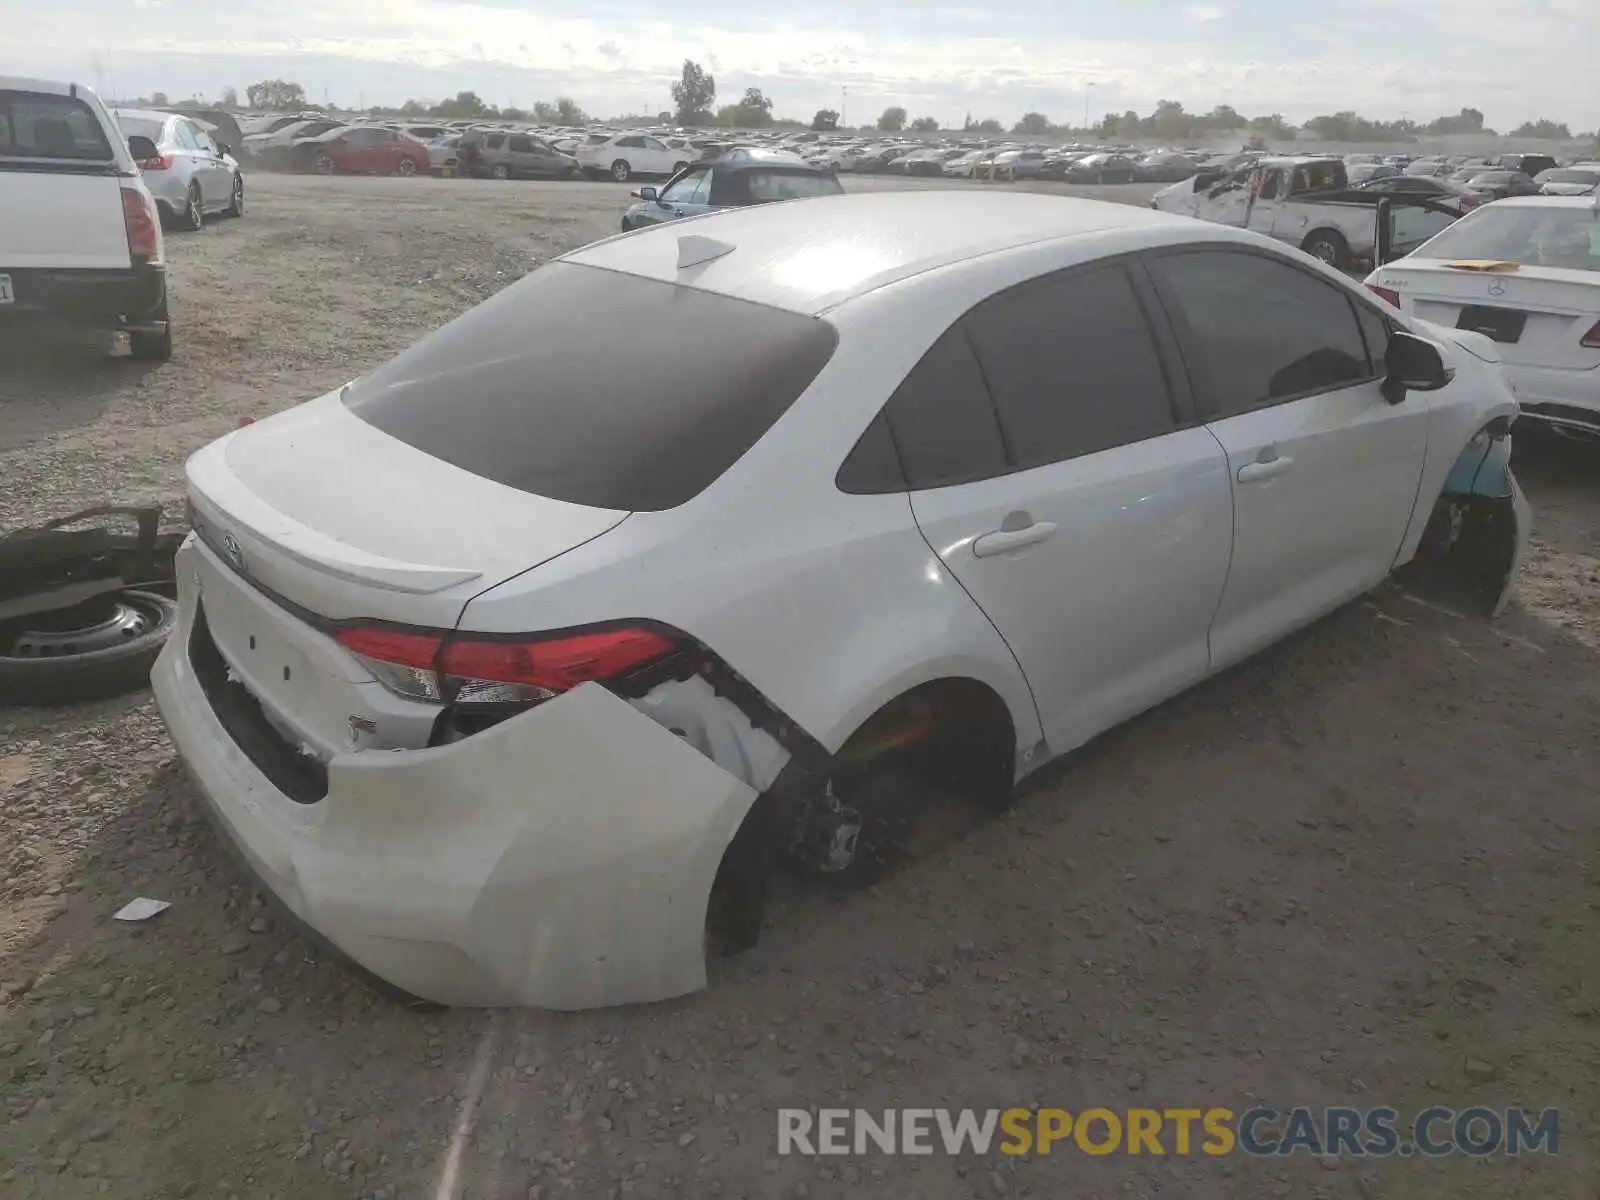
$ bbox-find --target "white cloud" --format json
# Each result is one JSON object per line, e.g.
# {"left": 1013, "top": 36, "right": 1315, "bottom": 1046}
{"left": 9, "top": 0, "right": 1596, "bottom": 128}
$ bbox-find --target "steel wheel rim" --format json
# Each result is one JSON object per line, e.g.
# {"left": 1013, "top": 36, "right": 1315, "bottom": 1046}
{"left": 6, "top": 596, "right": 161, "bottom": 660}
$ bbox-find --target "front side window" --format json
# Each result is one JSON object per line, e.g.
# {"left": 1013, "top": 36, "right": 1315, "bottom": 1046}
{"left": 508, "top": 136, "right": 532, "bottom": 153}
{"left": 660, "top": 169, "right": 710, "bottom": 204}
{"left": 1150, "top": 249, "right": 1372, "bottom": 417}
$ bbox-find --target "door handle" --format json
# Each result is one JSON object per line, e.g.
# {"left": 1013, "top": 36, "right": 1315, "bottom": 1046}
{"left": 972, "top": 521, "right": 1057, "bottom": 558}
{"left": 1237, "top": 455, "right": 1295, "bottom": 483}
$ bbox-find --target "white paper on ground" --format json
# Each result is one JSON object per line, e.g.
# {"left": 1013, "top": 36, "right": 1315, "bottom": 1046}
{"left": 112, "top": 897, "right": 171, "bottom": 922}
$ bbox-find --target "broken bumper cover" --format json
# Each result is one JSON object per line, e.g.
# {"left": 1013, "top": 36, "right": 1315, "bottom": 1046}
{"left": 152, "top": 626, "right": 759, "bottom": 1010}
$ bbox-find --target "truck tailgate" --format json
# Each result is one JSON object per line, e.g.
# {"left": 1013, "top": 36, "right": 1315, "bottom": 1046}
{"left": 0, "top": 171, "right": 131, "bottom": 269}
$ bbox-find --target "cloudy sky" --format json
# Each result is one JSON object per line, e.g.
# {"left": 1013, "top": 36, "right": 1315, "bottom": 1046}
{"left": 11, "top": 0, "right": 1596, "bottom": 130}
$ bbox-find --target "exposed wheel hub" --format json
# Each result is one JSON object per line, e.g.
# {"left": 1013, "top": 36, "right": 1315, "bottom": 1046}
{"left": 7, "top": 598, "right": 157, "bottom": 659}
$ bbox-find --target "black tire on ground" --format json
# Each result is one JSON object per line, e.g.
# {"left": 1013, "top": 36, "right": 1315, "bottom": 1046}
{"left": 396, "top": 156, "right": 417, "bottom": 177}
{"left": 491, "top": 163, "right": 510, "bottom": 180}
{"left": 128, "top": 298, "right": 172, "bottom": 362}
{"left": 810, "top": 770, "right": 919, "bottom": 891}
{"left": 180, "top": 184, "right": 203, "bottom": 231}
{"left": 1303, "top": 230, "right": 1351, "bottom": 269}
{"left": 0, "top": 590, "right": 179, "bottom": 707}
{"left": 611, "top": 159, "right": 631, "bottom": 182}
{"left": 315, "top": 151, "right": 335, "bottom": 176}
{"left": 225, "top": 173, "right": 244, "bottom": 218}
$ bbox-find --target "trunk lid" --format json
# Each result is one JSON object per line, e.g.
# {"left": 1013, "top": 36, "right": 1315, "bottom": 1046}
{"left": 185, "top": 390, "right": 631, "bottom": 629}
{"left": 1383, "top": 261, "right": 1600, "bottom": 370}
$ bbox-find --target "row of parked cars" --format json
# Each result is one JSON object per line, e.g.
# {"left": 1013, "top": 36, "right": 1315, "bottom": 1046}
{"left": 1342, "top": 151, "right": 1600, "bottom": 201}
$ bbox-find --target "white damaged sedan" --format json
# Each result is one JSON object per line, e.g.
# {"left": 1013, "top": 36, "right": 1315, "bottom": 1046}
{"left": 154, "top": 191, "right": 1529, "bottom": 1010}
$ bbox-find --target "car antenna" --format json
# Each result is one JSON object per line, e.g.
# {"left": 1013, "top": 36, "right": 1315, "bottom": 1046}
{"left": 677, "top": 235, "right": 735, "bottom": 270}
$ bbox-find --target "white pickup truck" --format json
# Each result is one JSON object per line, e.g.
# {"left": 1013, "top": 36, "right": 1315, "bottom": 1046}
{"left": 0, "top": 75, "right": 171, "bottom": 359}
{"left": 1151, "top": 155, "right": 1458, "bottom": 271}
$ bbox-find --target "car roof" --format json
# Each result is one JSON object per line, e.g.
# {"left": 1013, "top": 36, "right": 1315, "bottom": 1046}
{"left": 564, "top": 189, "right": 1202, "bottom": 316}
{"left": 1473, "top": 194, "right": 1600, "bottom": 210}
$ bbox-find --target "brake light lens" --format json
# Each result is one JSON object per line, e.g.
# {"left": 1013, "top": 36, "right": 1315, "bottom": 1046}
{"left": 334, "top": 624, "right": 678, "bottom": 705}
{"left": 1581, "top": 318, "right": 1600, "bottom": 350}
{"left": 1367, "top": 283, "right": 1401, "bottom": 309}
{"left": 120, "top": 185, "right": 161, "bottom": 264}
{"left": 136, "top": 153, "right": 174, "bottom": 171}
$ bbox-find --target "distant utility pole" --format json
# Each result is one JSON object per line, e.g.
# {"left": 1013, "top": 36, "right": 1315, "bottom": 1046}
{"left": 1084, "top": 81, "right": 1096, "bottom": 132}
{"left": 841, "top": 85, "right": 848, "bottom": 128}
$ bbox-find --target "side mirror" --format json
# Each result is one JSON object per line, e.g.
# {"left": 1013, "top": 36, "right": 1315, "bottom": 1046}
{"left": 126, "top": 135, "right": 159, "bottom": 162}
{"left": 635, "top": 185, "right": 658, "bottom": 203}
{"left": 216, "top": 141, "right": 232, "bottom": 157}
{"left": 1383, "top": 331, "right": 1453, "bottom": 403}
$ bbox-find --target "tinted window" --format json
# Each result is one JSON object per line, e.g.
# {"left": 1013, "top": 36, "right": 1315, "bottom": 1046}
{"left": 345, "top": 263, "right": 838, "bottom": 512}
{"left": 0, "top": 90, "right": 113, "bottom": 161}
{"left": 1354, "top": 303, "right": 1390, "bottom": 371}
{"left": 485, "top": 133, "right": 505, "bottom": 149}
{"left": 1152, "top": 250, "right": 1371, "bottom": 416}
{"left": 962, "top": 264, "right": 1176, "bottom": 470}
{"left": 508, "top": 135, "right": 532, "bottom": 153}
{"left": 881, "top": 326, "right": 1009, "bottom": 489}
{"left": 617, "top": 136, "right": 644, "bottom": 148}
{"left": 835, "top": 412, "right": 905, "bottom": 494}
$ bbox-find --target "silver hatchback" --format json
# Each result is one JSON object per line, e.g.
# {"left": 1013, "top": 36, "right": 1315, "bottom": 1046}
{"left": 112, "top": 108, "right": 244, "bottom": 231}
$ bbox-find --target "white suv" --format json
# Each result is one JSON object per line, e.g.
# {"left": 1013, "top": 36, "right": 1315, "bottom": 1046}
{"left": 574, "top": 131, "right": 688, "bottom": 181}
{"left": 0, "top": 76, "right": 170, "bottom": 359}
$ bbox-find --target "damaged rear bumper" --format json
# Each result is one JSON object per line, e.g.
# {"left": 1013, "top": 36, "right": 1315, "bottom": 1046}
{"left": 153, "top": 608, "right": 764, "bottom": 1010}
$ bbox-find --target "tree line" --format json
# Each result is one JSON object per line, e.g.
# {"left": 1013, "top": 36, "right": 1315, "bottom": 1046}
{"left": 160, "top": 73, "right": 1588, "bottom": 143}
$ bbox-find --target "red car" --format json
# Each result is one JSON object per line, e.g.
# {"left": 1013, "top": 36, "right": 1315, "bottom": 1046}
{"left": 294, "top": 126, "right": 430, "bottom": 177}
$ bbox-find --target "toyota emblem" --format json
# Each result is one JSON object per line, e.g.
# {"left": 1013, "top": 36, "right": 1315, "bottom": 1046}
{"left": 223, "top": 532, "right": 245, "bottom": 572}
{"left": 1488, "top": 279, "right": 1507, "bottom": 297}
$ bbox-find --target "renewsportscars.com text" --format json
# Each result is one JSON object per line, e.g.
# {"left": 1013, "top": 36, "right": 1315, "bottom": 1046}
{"left": 777, "top": 1106, "right": 1559, "bottom": 1158}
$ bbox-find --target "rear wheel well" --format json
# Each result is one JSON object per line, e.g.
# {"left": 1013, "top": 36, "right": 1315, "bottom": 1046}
{"left": 831, "top": 678, "right": 1017, "bottom": 811}
{"left": 706, "top": 677, "right": 1017, "bottom": 953}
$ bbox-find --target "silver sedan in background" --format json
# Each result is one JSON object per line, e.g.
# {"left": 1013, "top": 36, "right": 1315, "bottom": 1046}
{"left": 112, "top": 108, "right": 245, "bottom": 231}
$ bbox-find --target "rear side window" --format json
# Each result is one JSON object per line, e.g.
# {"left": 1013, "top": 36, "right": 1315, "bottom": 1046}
{"left": 881, "top": 327, "right": 1009, "bottom": 489}
{"left": 344, "top": 263, "right": 838, "bottom": 512}
{"left": 485, "top": 133, "right": 505, "bottom": 149}
{"left": 0, "top": 90, "right": 114, "bottom": 161}
{"left": 962, "top": 263, "right": 1176, "bottom": 470}
{"left": 1150, "top": 249, "right": 1372, "bottom": 417}
{"left": 745, "top": 171, "right": 845, "bottom": 201}
{"left": 508, "top": 136, "right": 532, "bottom": 153}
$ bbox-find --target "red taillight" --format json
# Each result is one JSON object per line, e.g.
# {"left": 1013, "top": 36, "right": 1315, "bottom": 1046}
{"left": 1581, "top": 318, "right": 1600, "bottom": 350}
{"left": 120, "top": 185, "right": 161, "bottom": 264}
{"left": 333, "top": 624, "right": 677, "bottom": 703}
{"left": 1367, "top": 284, "right": 1401, "bottom": 309}
{"left": 137, "top": 153, "right": 175, "bottom": 171}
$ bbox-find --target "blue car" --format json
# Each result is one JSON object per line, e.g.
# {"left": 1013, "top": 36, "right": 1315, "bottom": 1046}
{"left": 620, "top": 151, "right": 843, "bottom": 231}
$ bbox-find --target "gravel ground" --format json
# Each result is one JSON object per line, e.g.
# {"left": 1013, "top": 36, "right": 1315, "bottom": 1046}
{"left": 1, "top": 172, "right": 1597, "bottom": 1200}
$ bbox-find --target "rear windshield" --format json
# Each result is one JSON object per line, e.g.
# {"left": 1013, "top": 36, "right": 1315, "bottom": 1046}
{"left": 1414, "top": 206, "right": 1600, "bottom": 272}
{"left": 1537, "top": 169, "right": 1600, "bottom": 184}
{"left": 344, "top": 263, "right": 839, "bottom": 511}
{"left": 0, "top": 90, "right": 114, "bottom": 162}
{"left": 115, "top": 114, "right": 167, "bottom": 141}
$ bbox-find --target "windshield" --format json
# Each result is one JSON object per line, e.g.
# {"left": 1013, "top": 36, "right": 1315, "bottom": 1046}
{"left": 1413, "top": 205, "right": 1600, "bottom": 272}
{"left": 0, "top": 89, "right": 114, "bottom": 161}
{"left": 1537, "top": 169, "right": 1599, "bottom": 185}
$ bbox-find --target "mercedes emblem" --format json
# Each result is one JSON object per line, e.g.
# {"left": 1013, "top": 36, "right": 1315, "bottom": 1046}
{"left": 1488, "top": 279, "right": 1507, "bottom": 297}
{"left": 223, "top": 531, "right": 245, "bottom": 572}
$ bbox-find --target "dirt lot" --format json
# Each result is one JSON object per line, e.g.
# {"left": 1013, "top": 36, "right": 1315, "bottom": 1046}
{"left": 1, "top": 172, "right": 1597, "bottom": 1200}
